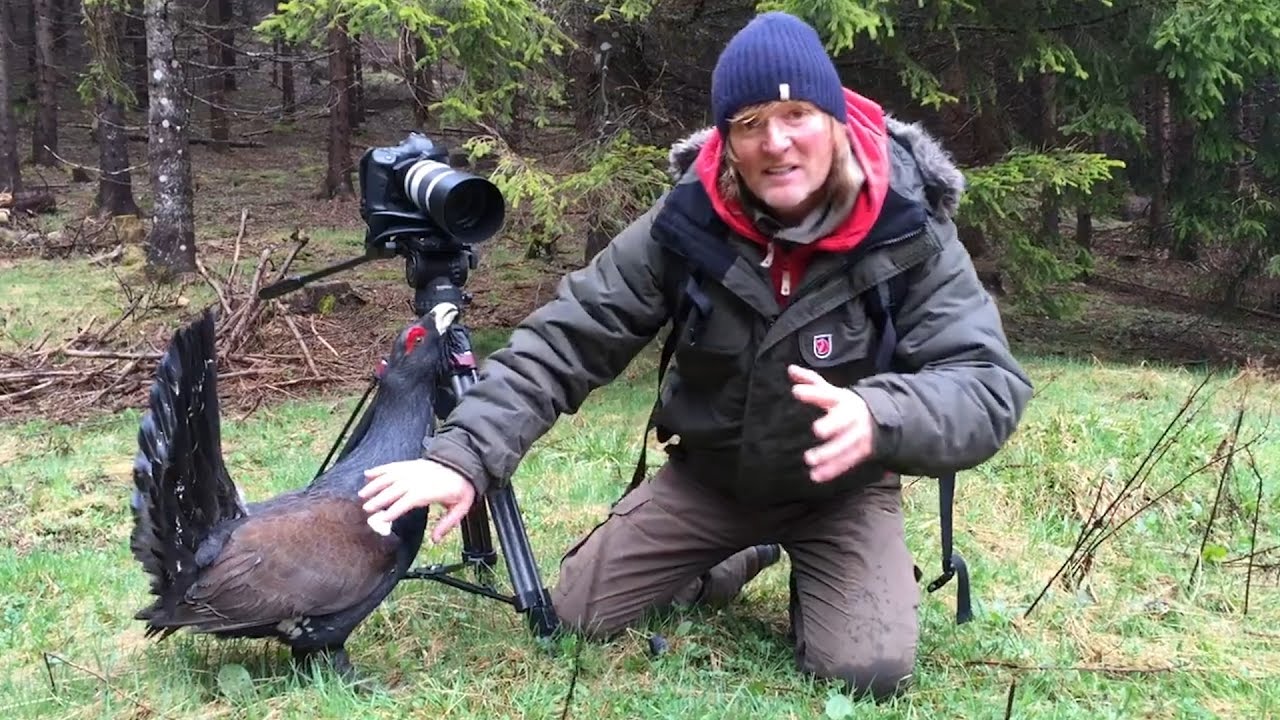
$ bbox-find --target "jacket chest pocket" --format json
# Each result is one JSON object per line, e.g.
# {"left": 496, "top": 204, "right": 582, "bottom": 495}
{"left": 795, "top": 301, "right": 878, "bottom": 388}
{"left": 672, "top": 293, "right": 752, "bottom": 391}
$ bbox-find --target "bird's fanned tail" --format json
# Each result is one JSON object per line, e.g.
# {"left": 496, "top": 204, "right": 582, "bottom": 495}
{"left": 130, "top": 309, "right": 246, "bottom": 628}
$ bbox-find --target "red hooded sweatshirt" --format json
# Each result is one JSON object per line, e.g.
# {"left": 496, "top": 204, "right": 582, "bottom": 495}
{"left": 692, "top": 88, "right": 891, "bottom": 307}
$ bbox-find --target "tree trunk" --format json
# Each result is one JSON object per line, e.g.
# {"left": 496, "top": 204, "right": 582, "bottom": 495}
{"left": 322, "top": 21, "right": 353, "bottom": 198}
{"left": 402, "top": 26, "right": 432, "bottom": 128}
{"left": 1227, "top": 89, "right": 1250, "bottom": 193}
{"left": 94, "top": 92, "right": 140, "bottom": 217}
{"left": 273, "top": 1, "right": 294, "bottom": 117}
{"left": 1038, "top": 73, "right": 1060, "bottom": 242}
{"left": 14, "top": 0, "right": 37, "bottom": 101}
{"left": 144, "top": 0, "right": 196, "bottom": 273}
{"left": 1148, "top": 76, "right": 1177, "bottom": 254}
{"left": 31, "top": 0, "right": 57, "bottom": 165}
{"left": 937, "top": 62, "right": 971, "bottom": 161}
{"left": 218, "top": 0, "right": 235, "bottom": 91}
{"left": 86, "top": 0, "right": 138, "bottom": 217}
{"left": 349, "top": 33, "right": 364, "bottom": 128}
{"left": 972, "top": 55, "right": 1007, "bottom": 164}
{"left": 281, "top": 54, "right": 295, "bottom": 118}
{"left": 1075, "top": 206, "right": 1092, "bottom": 250}
{"left": 206, "top": 0, "right": 229, "bottom": 153}
{"left": 127, "top": 0, "right": 148, "bottom": 108}
{"left": 52, "top": 0, "right": 70, "bottom": 58}
{"left": 277, "top": 37, "right": 295, "bottom": 117}
{"left": 0, "top": 0, "right": 20, "bottom": 193}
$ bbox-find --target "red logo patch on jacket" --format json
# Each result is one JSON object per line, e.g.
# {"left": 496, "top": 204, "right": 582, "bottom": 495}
{"left": 813, "top": 333, "right": 833, "bottom": 359}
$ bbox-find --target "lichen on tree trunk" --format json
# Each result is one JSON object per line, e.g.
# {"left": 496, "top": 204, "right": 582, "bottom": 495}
{"left": 144, "top": 0, "right": 196, "bottom": 274}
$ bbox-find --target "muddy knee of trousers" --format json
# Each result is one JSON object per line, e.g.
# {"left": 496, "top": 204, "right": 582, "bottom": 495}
{"left": 802, "top": 652, "right": 916, "bottom": 703}
{"left": 549, "top": 594, "right": 628, "bottom": 642}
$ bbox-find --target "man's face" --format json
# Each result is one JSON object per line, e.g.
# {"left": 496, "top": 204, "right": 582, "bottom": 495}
{"left": 726, "top": 101, "right": 836, "bottom": 223}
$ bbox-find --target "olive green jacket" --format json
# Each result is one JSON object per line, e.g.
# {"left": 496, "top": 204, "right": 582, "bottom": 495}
{"left": 425, "top": 119, "right": 1033, "bottom": 505}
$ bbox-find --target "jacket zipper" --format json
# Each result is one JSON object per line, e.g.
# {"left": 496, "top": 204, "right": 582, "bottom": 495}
{"left": 759, "top": 224, "right": 925, "bottom": 304}
{"left": 759, "top": 242, "right": 793, "bottom": 298}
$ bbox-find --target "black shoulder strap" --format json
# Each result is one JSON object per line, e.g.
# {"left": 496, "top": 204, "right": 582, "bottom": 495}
{"left": 627, "top": 181, "right": 728, "bottom": 495}
{"left": 864, "top": 274, "right": 972, "bottom": 625}
{"left": 628, "top": 268, "right": 711, "bottom": 493}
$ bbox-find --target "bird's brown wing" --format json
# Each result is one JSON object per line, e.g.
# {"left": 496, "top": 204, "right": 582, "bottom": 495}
{"left": 160, "top": 496, "right": 400, "bottom": 633}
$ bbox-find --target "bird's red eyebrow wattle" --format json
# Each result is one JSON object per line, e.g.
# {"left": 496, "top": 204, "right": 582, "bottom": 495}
{"left": 404, "top": 326, "right": 427, "bottom": 354}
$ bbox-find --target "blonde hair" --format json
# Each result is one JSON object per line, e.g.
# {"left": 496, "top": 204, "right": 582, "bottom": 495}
{"left": 717, "top": 101, "right": 859, "bottom": 211}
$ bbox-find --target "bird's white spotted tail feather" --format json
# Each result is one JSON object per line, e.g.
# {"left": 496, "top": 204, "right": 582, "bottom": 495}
{"left": 129, "top": 309, "right": 247, "bottom": 632}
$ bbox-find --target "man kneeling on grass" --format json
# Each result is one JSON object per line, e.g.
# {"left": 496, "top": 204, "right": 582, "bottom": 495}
{"left": 357, "top": 11, "right": 1032, "bottom": 702}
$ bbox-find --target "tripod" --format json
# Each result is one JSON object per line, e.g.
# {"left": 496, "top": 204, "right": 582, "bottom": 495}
{"left": 262, "top": 235, "right": 560, "bottom": 640}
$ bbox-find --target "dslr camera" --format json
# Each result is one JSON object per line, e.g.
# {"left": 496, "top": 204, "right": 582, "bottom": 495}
{"left": 359, "top": 132, "right": 505, "bottom": 254}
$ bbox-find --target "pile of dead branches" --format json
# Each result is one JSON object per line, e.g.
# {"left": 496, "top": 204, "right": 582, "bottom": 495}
{"left": 1, "top": 213, "right": 381, "bottom": 423}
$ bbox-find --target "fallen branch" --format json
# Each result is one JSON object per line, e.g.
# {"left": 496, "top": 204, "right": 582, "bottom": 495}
{"left": 0, "top": 369, "right": 88, "bottom": 380}
{"left": 224, "top": 248, "right": 272, "bottom": 351}
{"left": 311, "top": 316, "right": 340, "bottom": 358}
{"left": 0, "top": 190, "right": 57, "bottom": 215}
{"left": 120, "top": 131, "right": 265, "bottom": 149}
{"left": 54, "top": 315, "right": 99, "bottom": 355}
{"left": 0, "top": 378, "right": 58, "bottom": 402}
{"left": 227, "top": 208, "right": 247, "bottom": 290}
{"left": 1088, "top": 273, "right": 1280, "bottom": 323}
{"left": 97, "top": 295, "right": 143, "bottom": 344}
{"left": 283, "top": 310, "right": 320, "bottom": 378}
{"left": 42, "top": 652, "right": 164, "bottom": 718}
{"left": 88, "top": 244, "right": 123, "bottom": 266}
{"left": 81, "top": 356, "right": 143, "bottom": 409}
{"left": 1190, "top": 405, "right": 1245, "bottom": 589}
{"left": 195, "top": 256, "right": 232, "bottom": 315}
{"left": 277, "top": 232, "right": 309, "bottom": 281}
{"left": 61, "top": 349, "right": 161, "bottom": 360}
{"left": 965, "top": 659, "right": 1180, "bottom": 675}
{"left": 1244, "top": 450, "right": 1267, "bottom": 615}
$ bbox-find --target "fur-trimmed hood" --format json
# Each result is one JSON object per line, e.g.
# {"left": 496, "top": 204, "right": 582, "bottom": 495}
{"left": 665, "top": 115, "right": 966, "bottom": 218}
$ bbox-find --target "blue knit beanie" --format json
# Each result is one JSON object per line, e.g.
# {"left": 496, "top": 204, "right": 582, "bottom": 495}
{"left": 711, "top": 12, "right": 846, "bottom": 136}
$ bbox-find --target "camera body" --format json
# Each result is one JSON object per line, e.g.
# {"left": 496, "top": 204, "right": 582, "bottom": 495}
{"left": 258, "top": 132, "right": 505, "bottom": 311}
{"left": 359, "top": 132, "right": 505, "bottom": 255}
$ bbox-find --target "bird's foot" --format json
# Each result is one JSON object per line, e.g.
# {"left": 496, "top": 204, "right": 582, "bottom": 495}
{"left": 291, "top": 646, "right": 380, "bottom": 692}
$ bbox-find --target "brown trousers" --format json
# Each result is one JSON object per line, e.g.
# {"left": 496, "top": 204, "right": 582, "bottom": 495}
{"left": 550, "top": 460, "right": 920, "bottom": 701}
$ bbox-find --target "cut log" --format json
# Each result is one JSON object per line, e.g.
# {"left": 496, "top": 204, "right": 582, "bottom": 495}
{"left": 0, "top": 190, "right": 57, "bottom": 214}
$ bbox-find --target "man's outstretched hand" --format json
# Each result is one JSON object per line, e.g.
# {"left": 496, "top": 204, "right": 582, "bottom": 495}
{"left": 788, "top": 364, "right": 875, "bottom": 482}
{"left": 359, "top": 459, "right": 476, "bottom": 544}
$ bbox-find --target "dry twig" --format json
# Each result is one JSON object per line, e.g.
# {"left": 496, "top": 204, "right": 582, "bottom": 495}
{"left": 283, "top": 310, "right": 320, "bottom": 378}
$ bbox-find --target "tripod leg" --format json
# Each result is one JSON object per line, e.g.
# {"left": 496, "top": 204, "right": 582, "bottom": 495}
{"left": 459, "top": 500, "right": 497, "bottom": 571}
{"left": 488, "top": 485, "right": 559, "bottom": 638}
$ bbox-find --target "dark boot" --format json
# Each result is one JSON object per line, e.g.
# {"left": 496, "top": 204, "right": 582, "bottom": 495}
{"left": 676, "top": 544, "right": 783, "bottom": 609}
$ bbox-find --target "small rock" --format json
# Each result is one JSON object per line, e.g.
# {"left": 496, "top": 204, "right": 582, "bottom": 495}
{"left": 647, "top": 633, "right": 668, "bottom": 658}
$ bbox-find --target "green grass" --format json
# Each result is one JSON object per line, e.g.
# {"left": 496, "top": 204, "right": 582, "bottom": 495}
{"left": 0, "top": 258, "right": 128, "bottom": 351}
{"left": 0, "top": 255, "right": 220, "bottom": 353}
{"left": 1, "top": 350, "right": 1278, "bottom": 719}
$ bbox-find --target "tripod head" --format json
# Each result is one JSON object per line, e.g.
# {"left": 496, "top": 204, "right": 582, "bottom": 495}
{"left": 259, "top": 132, "right": 505, "bottom": 318}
